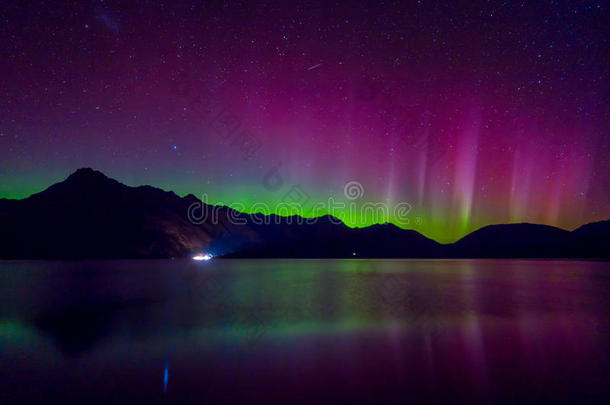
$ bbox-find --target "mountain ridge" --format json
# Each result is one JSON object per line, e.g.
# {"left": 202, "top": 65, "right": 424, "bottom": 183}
{"left": 0, "top": 168, "right": 607, "bottom": 259}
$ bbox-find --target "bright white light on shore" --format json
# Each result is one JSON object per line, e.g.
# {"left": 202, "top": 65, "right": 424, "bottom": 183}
{"left": 192, "top": 254, "right": 212, "bottom": 261}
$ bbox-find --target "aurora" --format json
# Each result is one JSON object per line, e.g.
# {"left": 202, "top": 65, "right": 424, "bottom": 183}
{"left": 0, "top": 1, "right": 607, "bottom": 244}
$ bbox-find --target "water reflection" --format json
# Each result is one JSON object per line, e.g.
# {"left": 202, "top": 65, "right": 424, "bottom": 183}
{"left": 0, "top": 259, "right": 609, "bottom": 403}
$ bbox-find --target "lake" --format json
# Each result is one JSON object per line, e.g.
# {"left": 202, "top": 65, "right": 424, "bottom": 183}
{"left": 1, "top": 259, "right": 609, "bottom": 403}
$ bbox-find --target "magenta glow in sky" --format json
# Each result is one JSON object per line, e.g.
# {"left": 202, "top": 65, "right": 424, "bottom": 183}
{"left": 0, "top": 0, "right": 608, "bottom": 242}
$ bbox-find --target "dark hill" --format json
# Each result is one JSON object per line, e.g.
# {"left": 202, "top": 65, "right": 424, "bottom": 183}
{"left": 448, "top": 223, "right": 572, "bottom": 258}
{"left": 569, "top": 220, "right": 610, "bottom": 258}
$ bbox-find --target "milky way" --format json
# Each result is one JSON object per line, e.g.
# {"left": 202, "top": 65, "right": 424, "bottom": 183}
{"left": 1, "top": 1, "right": 608, "bottom": 242}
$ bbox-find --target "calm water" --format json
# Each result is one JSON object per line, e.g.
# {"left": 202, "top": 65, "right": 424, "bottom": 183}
{"left": 1, "top": 259, "right": 609, "bottom": 404}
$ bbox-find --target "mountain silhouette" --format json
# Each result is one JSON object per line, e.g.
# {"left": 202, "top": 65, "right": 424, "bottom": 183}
{"left": 447, "top": 223, "right": 571, "bottom": 258}
{"left": 0, "top": 168, "right": 215, "bottom": 258}
{"left": 0, "top": 168, "right": 607, "bottom": 259}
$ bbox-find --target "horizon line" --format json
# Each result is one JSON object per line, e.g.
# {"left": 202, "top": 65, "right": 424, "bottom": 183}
{"left": 2, "top": 166, "right": 607, "bottom": 245}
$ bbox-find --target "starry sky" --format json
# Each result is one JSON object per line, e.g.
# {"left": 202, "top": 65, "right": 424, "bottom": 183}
{"left": 1, "top": 0, "right": 608, "bottom": 243}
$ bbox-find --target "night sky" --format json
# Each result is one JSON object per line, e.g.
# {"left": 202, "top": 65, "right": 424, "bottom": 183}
{"left": 1, "top": 0, "right": 608, "bottom": 243}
